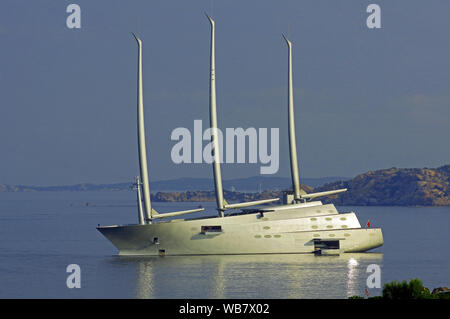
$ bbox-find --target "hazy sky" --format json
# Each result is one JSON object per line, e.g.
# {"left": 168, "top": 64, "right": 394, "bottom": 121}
{"left": 0, "top": 0, "right": 449, "bottom": 185}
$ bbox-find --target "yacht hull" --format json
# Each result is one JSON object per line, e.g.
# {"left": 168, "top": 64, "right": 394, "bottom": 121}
{"left": 98, "top": 212, "right": 383, "bottom": 256}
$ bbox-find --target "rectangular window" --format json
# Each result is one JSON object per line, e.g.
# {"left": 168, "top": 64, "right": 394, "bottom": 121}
{"left": 201, "top": 225, "right": 222, "bottom": 234}
{"left": 314, "top": 239, "right": 340, "bottom": 250}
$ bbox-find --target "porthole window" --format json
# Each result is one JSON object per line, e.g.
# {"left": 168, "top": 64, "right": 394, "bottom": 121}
{"left": 340, "top": 217, "right": 347, "bottom": 221}
{"left": 255, "top": 235, "right": 262, "bottom": 238}
{"left": 313, "top": 234, "right": 320, "bottom": 238}
{"left": 311, "top": 225, "right": 318, "bottom": 229}
{"left": 326, "top": 225, "right": 333, "bottom": 229}
{"left": 341, "top": 225, "right": 348, "bottom": 229}
{"left": 263, "top": 226, "right": 270, "bottom": 230}
{"left": 264, "top": 235, "right": 272, "bottom": 238}
{"left": 325, "top": 217, "right": 332, "bottom": 221}
{"left": 329, "top": 234, "right": 336, "bottom": 237}
{"left": 310, "top": 217, "right": 317, "bottom": 221}
{"left": 274, "top": 235, "right": 281, "bottom": 238}
{"left": 344, "top": 233, "right": 351, "bottom": 237}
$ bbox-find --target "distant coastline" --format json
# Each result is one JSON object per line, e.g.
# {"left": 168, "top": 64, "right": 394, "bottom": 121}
{"left": 0, "top": 176, "right": 344, "bottom": 193}
{"left": 315, "top": 165, "right": 449, "bottom": 206}
{"left": 1, "top": 165, "right": 449, "bottom": 206}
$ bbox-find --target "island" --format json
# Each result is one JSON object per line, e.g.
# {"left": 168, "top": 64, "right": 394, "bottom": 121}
{"left": 1, "top": 165, "right": 448, "bottom": 206}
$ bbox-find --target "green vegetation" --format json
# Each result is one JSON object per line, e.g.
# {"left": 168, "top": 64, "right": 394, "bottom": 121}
{"left": 349, "top": 278, "right": 450, "bottom": 299}
{"left": 383, "top": 279, "right": 433, "bottom": 299}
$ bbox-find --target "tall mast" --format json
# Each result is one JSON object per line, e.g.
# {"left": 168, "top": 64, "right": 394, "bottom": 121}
{"left": 206, "top": 14, "right": 225, "bottom": 216}
{"left": 283, "top": 35, "right": 301, "bottom": 203}
{"left": 133, "top": 33, "right": 153, "bottom": 223}
{"left": 135, "top": 176, "right": 145, "bottom": 225}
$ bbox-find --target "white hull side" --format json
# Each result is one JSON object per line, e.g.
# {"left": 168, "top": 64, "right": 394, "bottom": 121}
{"left": 98, "top": 212, "right": 383, "bottom": 256}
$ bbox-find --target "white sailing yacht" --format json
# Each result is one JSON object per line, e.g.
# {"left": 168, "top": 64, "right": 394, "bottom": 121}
{"left": 97, "top": 16, "right": 383, "bottom": 256}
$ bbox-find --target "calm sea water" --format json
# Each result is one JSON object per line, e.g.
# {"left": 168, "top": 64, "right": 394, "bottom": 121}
{"left": 0, "top": 191, "right": 448, "bottom": 298}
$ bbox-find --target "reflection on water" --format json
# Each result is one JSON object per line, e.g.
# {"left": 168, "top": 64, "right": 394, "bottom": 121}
{"left": 137, "top": 261, "right": 154, "bottom": 299}
{"left": 346, "top": 258, "right": 360, "bottom": 297}
{"left": 113, "top": 253, "right": 383, "bottom": 299}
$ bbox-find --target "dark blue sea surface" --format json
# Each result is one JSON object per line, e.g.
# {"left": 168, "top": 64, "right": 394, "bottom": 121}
{"left": 0, "top": 191, "right": 448, "bottom": 298}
